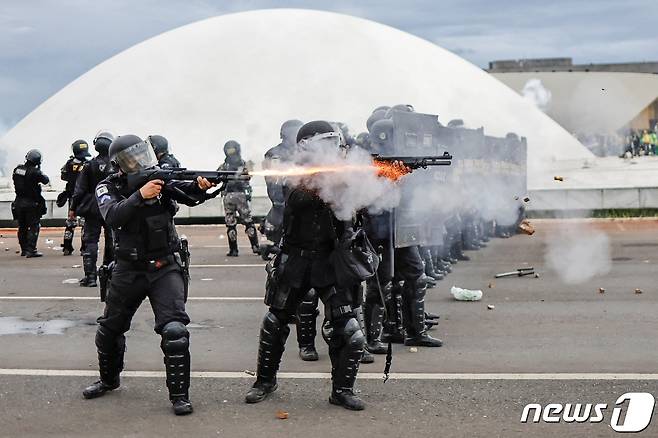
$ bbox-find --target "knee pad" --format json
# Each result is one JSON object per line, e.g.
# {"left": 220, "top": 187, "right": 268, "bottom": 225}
{"left": 263, "top": 311, "right": 291, "bottom": 339}
{"left": 161, "top": 321, "right": 189, "bottom": 354}
{"left": 342, "top": 317, "right": 366, "bottom": 350}
{"left": 245, "top": 224, "right": 257, "bottom": 237}
{"left": 227, "top": 225, "right": 237, "bottom": 240}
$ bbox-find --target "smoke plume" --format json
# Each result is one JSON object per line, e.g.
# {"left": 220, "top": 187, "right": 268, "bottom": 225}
{"left": 545, "top": 222, "right": 611, "bottom": 284}
{"left": 522, "top": 78, "right": 552, "bottom": 112}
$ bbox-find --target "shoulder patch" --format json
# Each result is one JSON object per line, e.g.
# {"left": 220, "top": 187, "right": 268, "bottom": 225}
{"left": 96, "top": 185, "right": 109, "bottom": 197}
{"left": 14, "top": 167, "right": 27, "bottom": 176}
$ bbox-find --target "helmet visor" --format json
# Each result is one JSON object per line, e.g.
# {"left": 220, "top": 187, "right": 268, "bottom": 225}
{"left": 298, "top": 131, "right": 344, "bottom": 152}
{"left": 114, "top": 141, "right": 158, "bottom": 174}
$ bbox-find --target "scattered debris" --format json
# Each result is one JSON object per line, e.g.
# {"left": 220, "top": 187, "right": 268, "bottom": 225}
{"left": 513, "top": 195, "right": 519, "bottom": 200}
{"left": 518, "top": 219, "right": 535, "bottom": 235}
{"left": 534, "top": 273, "right": 540, "bottom": 279}
{"left": 244, "top": 369, "right": 256, "bottom": 376}
{"left": 450, "top": 286, "right": 483, "bottom": 301}
{"left": 45, "top": 239, "right": 54, "bottom": 244}
{"left": 200, "top": 278, "right": 214, "bottom": 281}
{"left": 4, "top": 248, "right": 9, "bottom": 252}
{"left": 495, "top": 267, "right": 534, "bottom": 278}
{"left": 554, "top": 176, "right": 564, "bottom": 181}
{"left": 409, "top": 347, "right": 418, "bottom": 353}
{"left": 62, "top": 278, "right": 79, "bottom": 284}
{"left": 72, "top": 264, "right": 81, "bottom": 268}
{"left": 599, "top": 287, "right": 605, "bottom": 294}
{"left": 523, "top": 197, "right": 530, "bottom": 203}
{"left": 487, "top": 305, "right": 495, "bottom": 310}
{"left": 276, "top": 410, "right": 289, "bottom": 420}
{"left": 635, "top": 288, "right": 643, "bottom": 294}
{"left": 488, "top": 282, "right": 495, "bottom": 289}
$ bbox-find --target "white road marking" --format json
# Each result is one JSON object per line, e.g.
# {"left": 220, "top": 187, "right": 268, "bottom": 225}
{"left": 0, "top": 296, "right": 262, "bottom": 301}
{"left": 1, "top": 369, "right": 658, "bottom": 380}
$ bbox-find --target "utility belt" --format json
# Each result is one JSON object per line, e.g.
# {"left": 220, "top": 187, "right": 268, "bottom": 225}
{"left": 115, "top": 250, "right": 179, "bottom": 272}
{"left": 282, "top": 245, "right": 331, "bottom": 260}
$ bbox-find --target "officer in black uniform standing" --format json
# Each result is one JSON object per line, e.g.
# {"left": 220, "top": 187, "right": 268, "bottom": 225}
{"left": 12, "top": 149, "right": 49, "bottom": 258}
{"left": 149, "top": 135, "right": 181, "bottom": 168}
{"left": 218, "top": 140, "right": 259, "bottom": 256}
{"left": 71, "top": 132, "right": 116, "bottom": 287}
{"left": 82, "top": 135, "right": 215, "bottom": 415}
{"left": 58, "top": 140, "right": 91, "bottom": 255}
{"left": 245, "top": 121, "right": 367, "bottom": 411}
{"left": 262, "top": 120, "right": 320, "bottom": 362}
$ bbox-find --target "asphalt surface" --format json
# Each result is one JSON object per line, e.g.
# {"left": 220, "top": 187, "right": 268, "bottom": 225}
{"left": 0, "top": 220, "right": 657, "bottom": 437}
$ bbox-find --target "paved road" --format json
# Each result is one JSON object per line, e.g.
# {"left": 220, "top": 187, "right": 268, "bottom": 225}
{"left": 0, "top": 220, "right": 657, "bottom": 437}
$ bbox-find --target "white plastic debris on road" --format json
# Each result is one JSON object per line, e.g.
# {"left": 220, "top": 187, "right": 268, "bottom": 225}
{"left": 450, "top": 286, "right": 483, "bottom": 301}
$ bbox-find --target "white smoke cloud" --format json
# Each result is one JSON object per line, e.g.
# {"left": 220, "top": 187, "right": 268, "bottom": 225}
{"left": 545, "top": 224, "right": 611, "bottom": 284}
{"left": 279, "top": 143, "right": 401, "bottom": 220}
{"left": 522, "top": 78, "right": 552, "bottom": 112}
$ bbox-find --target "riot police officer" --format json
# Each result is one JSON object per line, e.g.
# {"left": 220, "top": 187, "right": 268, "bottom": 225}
{"left": 82, "top": 134, "right": 215, "bottom": 416}
{"left": 262, "top": 120, "right": 319, "bottom": 361}
{"left": 58, "top": 140, "right": 91, "bottom": 255}
{"left": 218, "top": 140, "right": 259, "bottom": 256}
{"left": 245, "top": 121, "right": 367, "bottom": 411}
{"left": 149, "top": 135, "right": 181, "bottom": 168}
{"left": 71, "top": 132, "right": 116, "bottom": 287}
{"left": 12, "top": 149, "right": 49, "bottom": 258}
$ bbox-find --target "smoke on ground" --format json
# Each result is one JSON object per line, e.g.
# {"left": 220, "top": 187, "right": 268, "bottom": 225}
{"left": 544, "top": 222, "right": 611, "bottom": 284}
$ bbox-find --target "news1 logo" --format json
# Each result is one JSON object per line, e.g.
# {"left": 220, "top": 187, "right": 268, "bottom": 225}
{"left": 520, "top": 393, "right": 655, "bottom": 433}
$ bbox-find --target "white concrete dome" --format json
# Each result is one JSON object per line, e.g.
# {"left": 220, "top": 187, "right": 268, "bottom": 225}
{"left": 0, "top": 8, "right": 592, "bottom": 189}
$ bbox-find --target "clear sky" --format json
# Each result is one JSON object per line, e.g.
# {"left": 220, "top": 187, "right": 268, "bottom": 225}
{"left": 1, "top": 0, "right": 657, "bottom": 133}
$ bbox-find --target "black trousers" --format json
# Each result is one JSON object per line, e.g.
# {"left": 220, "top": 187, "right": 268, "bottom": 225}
{"left": 82, "top": 216, "right": 114, "bottom": 266}
{"left": 98, "top": 262, "right": 189, "bottom": 335}
{"left": 15, "top": 204, "right": 42, "bottom": 253}
{"left": 365, "top": 241, "right": 424, "bottom": 304}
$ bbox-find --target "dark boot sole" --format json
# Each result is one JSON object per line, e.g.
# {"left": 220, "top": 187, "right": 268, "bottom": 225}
{"left": 404, "top": 340, "right": 443, "bottom": 347}
{"left": 245, "top": 384, "right": 278, "bottom": 404}
{"left": 82, "top": 386, "right": 118, "bottom": 399}
{"left": 329, "top": 396, "right": 365, "bottom": 411}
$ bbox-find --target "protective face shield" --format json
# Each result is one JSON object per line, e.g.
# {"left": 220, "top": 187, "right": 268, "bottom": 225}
{"left": 297, "top": 131, "right": 345, "bottom": 153}
{"left": 112, "top": 140, "right": 158, "bottom": 174}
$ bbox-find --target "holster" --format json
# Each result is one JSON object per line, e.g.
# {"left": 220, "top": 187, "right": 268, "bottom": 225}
{"left": 98, "top": 262, "right": 114, "bottom": 302}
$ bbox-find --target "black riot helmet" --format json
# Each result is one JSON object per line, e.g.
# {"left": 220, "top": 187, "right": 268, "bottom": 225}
{"left": 366, "top": 109, "right": 387, "bottom": 133}
{"left": 71, "top": 139, "right": 91, "bottom": 160}
{"left": 296, "top": 120, "right": 344, "bottom": 152}
{"left": 148, "top": 135, "right": 169, "bottom": 156}
{"left": 447, "top": 119, "right": 464, "bottom": 128}
{"left": 355, "top": 132, "right": 370, "bottom": 148}
{"left": 93, "top": 131, "right": 114, "bottom": 154}
{"left": 384, "top": 104, "right": 414, "bottom": 119}
{"left": 109, "top": 134, "right": 157, "bottom": 174}
{"left": 25, "top": 149, "right": 42, "bottom": 166}
{"left": 223, "top": 140, "right": 242, "bottom": 157}
{"left": 280, "top": 119, "right": 304, "bottom": 144}
{"left": 369, "top": 119, "right": 394, "bottom": 153}
{"left": 373, "top": 105, "right": 391, "bottom": 113}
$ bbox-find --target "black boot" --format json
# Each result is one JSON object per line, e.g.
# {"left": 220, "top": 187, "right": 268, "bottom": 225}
{"left": 297, "top": 290, "right": 319, "bottom": 361}
{"left": 324, "top": 318, "right": 366, "bottom": 411}
{"left": 24, "top": 223, "right": 41, "bottom": 257}
{"left": 25, "top": 251, "right": 43, "bottom": 258}
{"left": 161, "top": 322, "right": 193, "bottom": 416}
{"left": 246, "top": 224, "right": 260, "bottom": 254}
{"left": 79, "top": 252, "right": 98, "bottom": 287}
{"left": 226, "top": 226, "right": 239, "bottom": 257}
{"left": 402, "top": 283, "right": 443, "bottom": 347}
{"left": 245, "top": 312, "right": 289, "bottom": 404}
{"left": 83, "top": 326, "right": 124, "bottom": 399}
{"left": 363, "top": 301, "right": 387, "bottom": 354}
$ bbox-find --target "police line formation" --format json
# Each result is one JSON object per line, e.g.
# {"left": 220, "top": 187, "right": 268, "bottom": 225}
{"left": 11, "top": 104, "right": 527, "bottom": 415}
